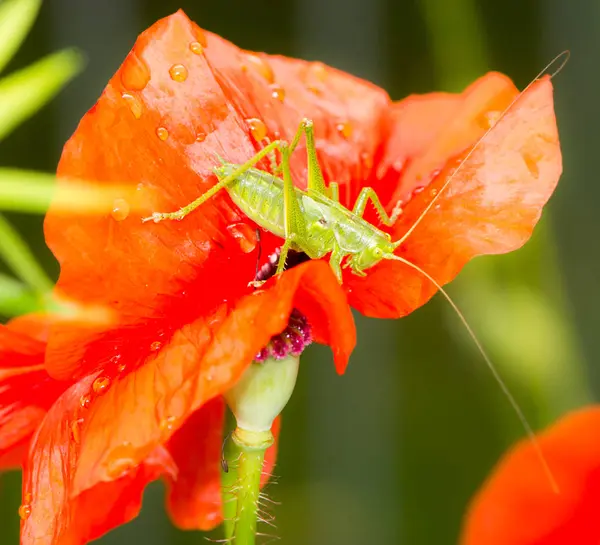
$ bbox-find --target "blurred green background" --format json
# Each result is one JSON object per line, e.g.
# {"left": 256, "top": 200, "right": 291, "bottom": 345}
{"left": 0, "top": 0, "right": 596, "bottom": 544}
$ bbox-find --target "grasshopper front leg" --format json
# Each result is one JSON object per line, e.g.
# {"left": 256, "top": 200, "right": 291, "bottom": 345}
{"left": 142, "top": 140, "right": 286, "bottom": 223}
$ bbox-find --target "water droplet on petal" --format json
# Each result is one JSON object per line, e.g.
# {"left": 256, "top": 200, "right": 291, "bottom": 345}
{"left": 92, "top": 376, "right": 111, "bottom": 395}
{"left": 120, "top": 52, "right": 151, "bottom": 91}
{"left": 246, "top": 118, "right": 267, "bottom": 142}
{"left": 244, "top": 53, "right": 274, "bottom": 83}
{"left": 311, "top": 61, "right": 328, "bottom": 82}
{"left": 111, "top": 198, "right": 130, "bottom": 221}
{"left": 106, "top": 456, "right": 135, "bottom": 479}
{"left": 270, "top": 84, "right": 285, "bottom": 102}
{"left": 189, "top": 41, "right": 203, "bottom": 55}
{"left": 169, "top": 64, "right": 188, "bottom": 82}
{"left": 412, "top": 186, "right": 426, "bottom": 197}
{"left": 122, "top": 93, "right": 142, "bottom": 119}
{"left": 18, "top": 504, "right": 31, "bottom": 520}
{"left": 227, "top": 223, "right": 257, "bottom": 253}
{"left": 117, "top": 363, "right": 127, "bottom": 373}
{"left": 336, "top": 121, "right": 353, "bottom": 139}
{"left": 156, "top": 127, "right": 169, "bottom": 141}
{"left": 430, "top": 188, "right": 438, "bottom": 197}
{"left": 80, "top": 394, "right": 92, "bottom": 409}
{"left": 481, "top": 110, "right": 502, "bottom": 129}
{"left": 159, "top": 416, "right": 178, "bottom": 434}
{"left": 150, "top": 341, "right": 162, "bottom": 351}
{"left": 392, "top": 159, "right": 405, "bottom": 172}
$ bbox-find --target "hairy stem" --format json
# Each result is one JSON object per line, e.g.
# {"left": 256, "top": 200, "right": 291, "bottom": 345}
{"left": 231, "top": 428, "right": 273, "bottom": 545}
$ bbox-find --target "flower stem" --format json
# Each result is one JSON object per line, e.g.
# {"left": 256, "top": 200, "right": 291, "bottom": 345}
{"left": 231, "top": 428, "right": 273, "bottom": 545}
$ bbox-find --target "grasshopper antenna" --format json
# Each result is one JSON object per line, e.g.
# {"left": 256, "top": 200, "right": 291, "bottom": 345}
{"left": 393, "top": 50, "right": 570, "bottom": 250}
{"left": 384, "top": 252, "right": 560, "bottom": 493}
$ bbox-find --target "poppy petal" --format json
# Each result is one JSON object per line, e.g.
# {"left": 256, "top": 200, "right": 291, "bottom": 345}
{"left": 461, "top": 407, "right": 600, "bottom": 545}
{"left": 45, "top": 10, "right": 381, "bottom": 380}
{"left": 349, "top": 74, "right": 561, "bottom": 317}
{"left": 165, "top": 399, "right": 281, "bottom": 530}
{"left": 0, "top": 323, "right": 64, "bottom": 468}
{"left": 22, "top": 261, "right": 351, "bottom": 541}
{"left": 20, "top": 373, "right": 176, "bottom": 545}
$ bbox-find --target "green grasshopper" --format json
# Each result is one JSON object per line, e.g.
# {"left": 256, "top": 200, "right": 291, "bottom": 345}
{"left": 142, "top": 54, "right": 568, "bottom": 492}
{"left": 143, "top": 118, "right": 406, "bottom": 285}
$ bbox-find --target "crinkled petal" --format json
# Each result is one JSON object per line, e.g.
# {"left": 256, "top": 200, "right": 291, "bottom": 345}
{"left": 0, "top": 322, "right": 64, "bottom": 469}
{"left": 21, "top": 373, "right": 176, "bottom": 545}
{"left": 22, "top": 260, "right": 352, "bottom": 543}
{"left": 349, "top": 74, "right": 561, "bottom": 317}
{"left": 461, "top": 407, "right": 600, "bottom": 545}
{"left": 45, "top": 10, "right": 384, "bottom": 380}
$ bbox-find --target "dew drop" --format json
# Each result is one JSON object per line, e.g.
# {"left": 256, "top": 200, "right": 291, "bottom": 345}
{"left": 121, "top": 93, "right": 142, "bottom": 119}
{"left": 412, "top": 186, "right": 426, "bottom": 197}
{"left": 117, "top": 363, "right": 127, "bottom": 373}
{"left": 106, "top": 456, "right": 135, "bottom": 479}
{"left": 430, "top": 188, "right": 438, "bottom": 197}
{"left": 120, "top": 52, "right": 151, "bottom": 91}
{"left": 189, "top": 41, "right": 203, "bottom": 55}
{"left": 195, "top": 131, "right": 206, "bottom": 143}
{"left": 392, "top": 159, "right": 405, "bottom": 172}
{"left": 150, "top": 341, "right": 162, "bottom": 351}
{"left": 244, "top": 53, "right": 274, "bottom": 83}
{"left": 92, "top": 376, "right": 111, "bottom": 395}
{"left": 336, "top": 121, "right": 353, "bottom": 139}
{"left": 227, "top": 222, "right": 257, "bottom": 253}
{"left": 270, "top": 84, "right": 285, "bottom": 102}
{"left": 169, "top": 64, "right": 188, "bottom": 82}
{"left": 111, "top": 198, "right": 130, "bottom": 221}
{"left": 311, "top": 61, "right": 327, "bottom": 82}
{"left": 482, "top": 110, "right": 502, "bottom": 129}
{"left": 159, "top": 415, "right": 178, "bottom": 434}
{"left": 156, "top": 126, "right": 169, "bottom": 141}
{"left": 18, "top": 504, "right": 31, "bottom": 520}
{"left": 80, "top": 394, "right": 92, "bottom": 409}
{"left": 246, "top": 118, "right": 267, "bottom": 142}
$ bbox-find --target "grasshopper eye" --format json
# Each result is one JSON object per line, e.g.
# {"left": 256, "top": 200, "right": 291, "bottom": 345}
{"left": 372, "top": 247, "right": 383, "bottom": 258}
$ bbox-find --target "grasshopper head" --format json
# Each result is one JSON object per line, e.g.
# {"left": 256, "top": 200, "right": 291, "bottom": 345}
{"left": 348, "top": 236, "right": 397, "bottom": 275}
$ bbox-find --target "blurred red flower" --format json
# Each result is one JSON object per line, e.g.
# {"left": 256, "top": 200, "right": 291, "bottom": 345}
{"left": 0, "top": 9, "right": 561, "bottom": 545}
{"left": 461, "top": 407, "right": 600, "bottom": 545}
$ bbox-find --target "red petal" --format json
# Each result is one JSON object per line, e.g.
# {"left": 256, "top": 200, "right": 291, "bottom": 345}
{"left": 46, "top": 10, "right": 383, "bottom": 380}
{"left": 165, "top": 397, "right": 225, "bottom": 530}
{"left": 165, "top": 399, "right": 281, "bottom": 530}
{"left": 0, "top": 322, "right": 64, "bottom": 469}
{"left": 22, "top": 260, "right": 351, "bottom": 542}
{"left": 349, "top": 74, "right": 561, "bottom": 317}
{"left": 21, "top": 374, "right": 176, "bottom": 545}
{"left": 461, "top": 407, "right": 600, "bottom": 545}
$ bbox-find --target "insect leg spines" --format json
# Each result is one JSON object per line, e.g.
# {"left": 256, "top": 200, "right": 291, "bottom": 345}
{"left": 275, "top": 141, "right": 308, "bottom": 276}
{"left": 352, "top": 187, "right": 403, "bottom": 227}
{"left": 142, "top": 140, "right": 285, "bottom": 223}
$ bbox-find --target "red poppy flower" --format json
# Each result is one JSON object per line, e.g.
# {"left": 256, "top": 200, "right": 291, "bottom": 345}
{"left": 0, "top": 9, "right": 561, "bottom": 545}
{"left": 461, "top": 407, "right": 600, "bottom": 545}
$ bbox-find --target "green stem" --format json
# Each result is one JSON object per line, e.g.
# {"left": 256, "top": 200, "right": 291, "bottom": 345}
{"left": 231, "top": 428, "right": 273, "bottom": 545}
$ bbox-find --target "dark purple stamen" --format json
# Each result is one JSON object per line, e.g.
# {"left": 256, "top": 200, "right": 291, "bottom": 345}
{"left": 254, "top": 308, "right": 313, "bottom": 362}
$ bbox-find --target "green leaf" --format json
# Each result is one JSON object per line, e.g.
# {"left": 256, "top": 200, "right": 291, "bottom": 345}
{"left": 0, "top": 272, "right": 40, "bottom": 316}
{"left": 0, "top": 48, "right": 84, "bottom": 141}
{"left": 0, "top": 0, "right": 41, "bottom": 74}
{"left": 0, "top": 213, "right": 52, "bottom": 294}
{"left": 0, "top": 168, "right": 57, "bottom": 212}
